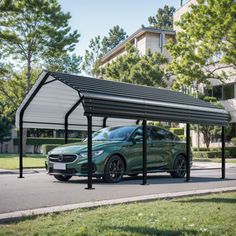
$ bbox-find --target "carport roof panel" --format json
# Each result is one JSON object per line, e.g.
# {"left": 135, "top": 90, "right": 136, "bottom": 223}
{"left": 49, "top": 71, "right": 220, "bottom": 109}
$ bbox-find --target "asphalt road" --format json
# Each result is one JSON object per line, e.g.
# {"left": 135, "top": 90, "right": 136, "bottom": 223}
{"left": 0, "top": 163, "right": 236, "bottom": 214}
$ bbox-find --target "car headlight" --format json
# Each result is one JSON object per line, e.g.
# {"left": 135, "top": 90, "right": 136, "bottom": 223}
{"left": 79, "top": 150, "right": 104, "bottom": 158}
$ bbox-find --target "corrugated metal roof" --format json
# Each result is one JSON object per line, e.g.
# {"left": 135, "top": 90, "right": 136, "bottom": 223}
{"left": 47, "top": 71, "right": 229, "bottom": 125}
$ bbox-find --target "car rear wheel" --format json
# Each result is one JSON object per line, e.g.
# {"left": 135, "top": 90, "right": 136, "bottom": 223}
{"left": 103, "top": 155, "right": 125, "bottom": 183}
{"left": 53, "top": 175, "right": 72, "bottom": 181}
{"left": 170, "top": 155, "right": 187, "bottom": 178}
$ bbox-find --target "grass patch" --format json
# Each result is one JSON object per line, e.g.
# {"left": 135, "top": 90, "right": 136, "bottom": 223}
{"left": 0, "top": 154, "right": 45, "bottom": 169}
{"left": 194, "top": 158, "right": 236, "bottom": 163}
{"left": 0, "top": 192, "right": 236, "bottom": 236}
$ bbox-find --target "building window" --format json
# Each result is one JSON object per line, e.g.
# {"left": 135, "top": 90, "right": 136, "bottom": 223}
{"left": 223, "top": 84, "right": 234, "bottom": 100}
{"left": 212, "top": 85, "right": 222, "bottom": 100}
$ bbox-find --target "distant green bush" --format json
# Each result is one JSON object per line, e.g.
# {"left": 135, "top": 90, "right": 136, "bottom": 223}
{"left": 231, "top": 137, "right": 236, "bottom": 146}
{"left": 193, "top": 147, "right": 236, "bottom": 158}
{"left": 169, "top": 128, "right": 184, "bottom": 136}
{"left": 14, "top": 138, "right": 81, "bottom": 145}
{"left": 193, "top": 150, "right": 230, "bottom": 159}
{"left": 41, "top": 144, "right": 60, "bottom": 155}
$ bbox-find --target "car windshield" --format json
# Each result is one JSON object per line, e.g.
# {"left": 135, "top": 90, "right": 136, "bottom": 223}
{"left": 92, "top": 126, "right": 136, "bottom": 141}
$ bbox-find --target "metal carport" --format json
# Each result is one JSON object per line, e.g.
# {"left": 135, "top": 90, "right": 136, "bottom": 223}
{"left": 16, "top": 71, "right": 229, "bottom": 189}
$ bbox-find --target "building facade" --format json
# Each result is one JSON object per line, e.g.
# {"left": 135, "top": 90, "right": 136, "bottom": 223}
{"left": 100, "top": 27, "right": 175, "bottom": 66}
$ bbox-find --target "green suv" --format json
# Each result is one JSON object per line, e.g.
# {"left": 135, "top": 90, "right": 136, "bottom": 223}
{"left": 46, "top": 125, "right": 191, "bottom": 183}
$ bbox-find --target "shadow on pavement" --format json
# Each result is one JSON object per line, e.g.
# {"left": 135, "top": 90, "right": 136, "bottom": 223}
{"left": 52, "top": 174, "right": 236, "bottom": 186}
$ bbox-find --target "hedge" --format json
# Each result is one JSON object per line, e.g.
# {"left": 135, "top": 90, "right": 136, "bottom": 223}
{"left": 193, "top": 150, "right": 230, "bottom": 159}
{"left": 41, "top": 144, "right": 60, "bottom": 155}
{"left": 193, "top": 147, "right": 236, "bottom": 158}
{"left": 169, "top": 128, "right": 184, "bottom": 136}
{"left": 14, "top": 138, "right": 82, "bottom": 145}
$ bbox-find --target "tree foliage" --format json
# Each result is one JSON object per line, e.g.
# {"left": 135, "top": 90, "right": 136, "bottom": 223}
{"left": 0, "top": 67, "right": 41, "bottom": 122}
{"left": 101, "top": 43, "right": 169, "bottom": 87}
{"left": 82, "top": 25, "right": 127, "bottom": 76}
{"left": 148, "top": 5, "right": 175, "bottom": 30}
{"left": 0, "top": 0, "right": 80, "bottom": 91}
{"left": 191, "top": 96, "right": 231, "bottom": 150}
{"left": 166, "top": 0, "right": 236, "bottom": 89}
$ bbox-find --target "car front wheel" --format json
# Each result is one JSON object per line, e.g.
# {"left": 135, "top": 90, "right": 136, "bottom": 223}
{"left": 170, "top": 155, "right": 187, "bottom": 178}
{"left": 103, "top": 155, "right": 125, "bottom": 183}
{"left": 53, "top": 175, "right": 72, "bottom": 181}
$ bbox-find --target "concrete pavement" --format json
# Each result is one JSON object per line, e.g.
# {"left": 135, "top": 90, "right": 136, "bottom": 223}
{"left": 0, "top": 162, "right": 235, "bottom": 222}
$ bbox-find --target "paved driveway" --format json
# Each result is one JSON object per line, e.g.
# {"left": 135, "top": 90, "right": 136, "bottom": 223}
{"left": 0, "top": 163, "right": 236, "bottom": 214}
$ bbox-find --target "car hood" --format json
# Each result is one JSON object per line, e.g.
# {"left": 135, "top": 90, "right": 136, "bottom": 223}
{"left": 49, "top": 141, "right": 124, "bottom": 155}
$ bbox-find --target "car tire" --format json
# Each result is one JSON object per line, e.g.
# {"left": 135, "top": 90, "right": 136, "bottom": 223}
{"left": 53, "top": 175, "right": 72, "bottom": 181}
{"left": 170, "top": 155, "right": 187, "bottom": 178}
{"left": 103, "top": 155, "right": 125, "bottom": 183}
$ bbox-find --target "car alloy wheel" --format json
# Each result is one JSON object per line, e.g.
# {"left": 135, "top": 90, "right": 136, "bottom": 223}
{"left": 170, "top": 155, "right": 187, "bottom": 178}
{"left": 103, "top": 155, "right": 125, "bottom": 183}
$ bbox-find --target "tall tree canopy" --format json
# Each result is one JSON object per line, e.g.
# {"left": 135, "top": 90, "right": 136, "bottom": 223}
{"left": 101, "top": 43, "right": 169, "bottom": 87}
{"left": 82, "top": 25, "right": 127, "bottom": 76}
{"left": 0, "top": 0, "right": 80, "bottom": 92}
{"left": 166, "top": 0, "right": 236, "bottom": 89}
{"left": 148, "top": 5, "right": 176, "bottom": 30}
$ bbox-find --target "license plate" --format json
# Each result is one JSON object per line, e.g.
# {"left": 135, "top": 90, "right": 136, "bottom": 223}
{"left": 54, "top": 163, "right": 66, "bottom": 170}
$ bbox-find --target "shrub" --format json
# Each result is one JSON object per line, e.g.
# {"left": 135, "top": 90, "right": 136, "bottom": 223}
{"left": 231, "top": 137, "right": 236, "bottom": 146}
{"left": 169, "top": 128, "right": 184, "bottom": 136}
{"left": 193, "top": 147, "right": 236, "bottom": 158}
{"left": 193, "top": 150, "right": 230, "bottom": 159}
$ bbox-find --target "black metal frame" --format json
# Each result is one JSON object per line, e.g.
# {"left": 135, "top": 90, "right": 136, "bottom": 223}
{"left": 18, "top": 73, "right": 50, "bottom": 178}
{"left": 18, "top": 72, "right": 227, "bottom": 189}
{"left": 64, "top": 97, "right": 83, "bottom": 144}
{"left": 186, "top": 123, "right": 191, "bottom": 182}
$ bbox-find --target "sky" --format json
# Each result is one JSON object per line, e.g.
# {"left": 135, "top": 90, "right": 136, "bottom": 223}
{"left": 58, "top": 0, "right": 182, "bottom": 57}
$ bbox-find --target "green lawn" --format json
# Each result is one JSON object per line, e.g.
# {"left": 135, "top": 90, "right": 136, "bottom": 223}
{"left": 0, "top": 192, "right": 236, "bottom": 236}
{"left": 0, "top": 154, "right": 45, "bottom": 169}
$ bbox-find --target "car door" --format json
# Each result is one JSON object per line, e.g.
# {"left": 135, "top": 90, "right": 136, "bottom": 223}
{"left": 124, "top": 127, "right": 154, "bottom": 172}
{"left": 150, "top": 127, "right": 175, "bottom": 168}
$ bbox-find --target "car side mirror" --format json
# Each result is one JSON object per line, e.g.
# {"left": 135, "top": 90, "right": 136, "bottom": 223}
{"left": 132, "top": 135, "right": 143, "bottom": 143}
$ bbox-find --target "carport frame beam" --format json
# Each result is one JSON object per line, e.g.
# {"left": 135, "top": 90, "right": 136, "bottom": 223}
{"left": 86, "top": 115, "right": 94, "bottom": 190}
{"left": 222, "top": 126, "right": 225, "bottom": 179}
{"left": 142, "top": 119, "right": 147, "bottom": 185}
{"left": 186, "top": 123, "right": 191, "bottom": 182}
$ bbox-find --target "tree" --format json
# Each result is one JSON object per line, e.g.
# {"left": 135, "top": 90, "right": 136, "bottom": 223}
{"left": 0, "top": 67, "right": 41, "bottom": 122}
{"left": 191, "top": 96, "right": 231, "bottom": 150}
{"left": 101, "top": 25, "right": 127, "bottom": 54}
{"left": 101, "top": 43, "right": 169, "bottom": 87}
{"left": 148, "top": 5, "right": 176, "bottom": 30}
{"left": 166, "top": 0, "right": 236, "bottom": 89}
{"left": 0, "top": 0, "right": 80, "bottom": 92}
{"left": 0, "top": 116, "right": 12, "bottom": 152}
{"left": 45, "top": 53, "right": 82, "bottom": 74}
{"left": 82, "top": 25, "right": 127, "bottom": 76}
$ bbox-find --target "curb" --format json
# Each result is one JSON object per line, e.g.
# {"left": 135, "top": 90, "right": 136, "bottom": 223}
{"left": 1, "top": 186, "right": 236, "bottom": 223}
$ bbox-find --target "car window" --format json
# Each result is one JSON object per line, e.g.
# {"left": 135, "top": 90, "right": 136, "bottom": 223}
{"left": 151, "top": 127, "right": 176, "bottom": 141}
{"left": 132, "top": 127, "right": 152, "bottom": 141}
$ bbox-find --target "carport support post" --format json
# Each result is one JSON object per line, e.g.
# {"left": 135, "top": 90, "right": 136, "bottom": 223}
{"left": 142, "top": 119, "right": 147, "bottom": 185}
{"left": 221, "top": 126, "right": 225, "bottom": 179}
{"left": 86, "top": 115, "right": 94, "bottom": 190}
{"left": 19, "top": 120, "right": 24, "bottom": 178}
{"left": 186, "top": 123, "right": 191, "bottom": 182}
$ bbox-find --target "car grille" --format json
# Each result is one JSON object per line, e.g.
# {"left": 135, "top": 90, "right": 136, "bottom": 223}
{"left": 49, "top": 154, "right": 77, "bottom": 163}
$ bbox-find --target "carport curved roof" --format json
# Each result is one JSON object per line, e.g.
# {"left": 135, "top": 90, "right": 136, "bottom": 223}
{"left": 16, "top": 71, "right": 229, "bottom": 130}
